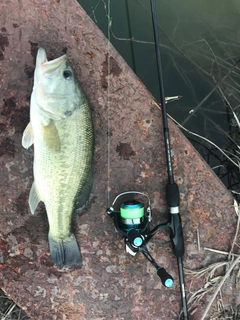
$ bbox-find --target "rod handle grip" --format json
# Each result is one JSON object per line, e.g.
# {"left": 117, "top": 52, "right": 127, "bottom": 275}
{"left": 166, "top": 183, "right": 179, "bottom": 207}
{"left": 170, "top": 213, "right": 185, "bottom": 257}
{"left": 166, "top": 183, "right": 185, "bottom": 257}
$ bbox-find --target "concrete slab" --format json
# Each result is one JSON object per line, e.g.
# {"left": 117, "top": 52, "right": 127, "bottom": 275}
{"left": 0, "top": 0, "right": 238, "bottom": 319}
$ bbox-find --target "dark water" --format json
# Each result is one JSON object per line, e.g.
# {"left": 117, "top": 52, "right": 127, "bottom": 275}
{"left": 78, "top": 0, "right": 240, "bottom": 199}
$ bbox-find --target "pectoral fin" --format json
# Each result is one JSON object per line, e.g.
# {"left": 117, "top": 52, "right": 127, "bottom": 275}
{"left": 29, "top": 182, "right": 41, "bottom": 214}
{"left": 22, "top": 123, "right": 34, "bottom": 149}
{"left": 43, "top": 121, "right": 60, "bottom": 152}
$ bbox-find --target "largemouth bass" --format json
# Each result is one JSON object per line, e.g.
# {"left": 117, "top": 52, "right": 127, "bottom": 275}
{"left": 22, "top": 48, "right": 94, "bottom": 267}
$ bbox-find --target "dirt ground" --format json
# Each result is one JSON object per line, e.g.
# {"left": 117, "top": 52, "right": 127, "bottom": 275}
{"left": 0, "top": 1, "right": 238, "bottom": 319}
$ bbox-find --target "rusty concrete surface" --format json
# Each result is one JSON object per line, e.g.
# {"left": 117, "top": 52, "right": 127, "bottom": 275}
{"left": 0, "top": 1, "right": 238, "bottom": 319}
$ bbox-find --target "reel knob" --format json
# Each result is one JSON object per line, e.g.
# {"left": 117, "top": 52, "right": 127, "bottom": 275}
{"left": 126, "top": 229, "right": 144, "bottom": 255}
{"left": 157, "top": 267, "right": 174, "bottom": 288}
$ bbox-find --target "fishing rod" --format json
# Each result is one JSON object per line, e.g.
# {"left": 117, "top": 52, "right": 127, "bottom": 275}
{"left": 106, "top": 0, "right": 189, "bottom": 319}
{"left": 149, "top": 0, "right": 189, "bottom": 318}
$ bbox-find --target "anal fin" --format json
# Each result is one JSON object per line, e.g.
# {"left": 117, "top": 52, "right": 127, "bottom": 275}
{"left": 75, "top": 171, "right": 93, "bottom": 214}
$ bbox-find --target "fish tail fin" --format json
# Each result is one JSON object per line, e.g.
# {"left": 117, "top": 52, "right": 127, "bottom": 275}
{"left": 48, "top": 233, "right": 82, "bottom": 267}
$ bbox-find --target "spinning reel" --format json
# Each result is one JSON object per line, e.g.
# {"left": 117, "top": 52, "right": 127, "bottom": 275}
{"left": 107, "top": 191, "right": 174, "bottom": 288}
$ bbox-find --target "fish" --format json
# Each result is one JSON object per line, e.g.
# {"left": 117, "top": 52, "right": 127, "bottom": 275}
{"left": 22, "top": 48, "right": 94, "bottom": 267}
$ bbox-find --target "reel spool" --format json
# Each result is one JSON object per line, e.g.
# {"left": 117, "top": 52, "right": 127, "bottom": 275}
{"left": 107, "top": 191, "right": 174, "bottom": 288}
{"left": 120, "top": 200, "right": 144, "bottom": 230}
{"left": 107, "top": 191, "right": 151, "bottom": 237}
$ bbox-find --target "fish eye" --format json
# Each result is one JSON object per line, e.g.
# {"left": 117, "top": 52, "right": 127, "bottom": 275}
{"left": 63, "top": 70, "right": 72, "bottom": 80}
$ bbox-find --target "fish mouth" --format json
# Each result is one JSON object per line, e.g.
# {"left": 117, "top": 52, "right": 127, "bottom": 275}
{"left": 35, "top": 49, "right": 75, "bottom": 120}
{"left": 42, "top": 55, "right": 67, "bottom": 76}
{"left": 37, "top": 48, "right": 67, "bottom": 75}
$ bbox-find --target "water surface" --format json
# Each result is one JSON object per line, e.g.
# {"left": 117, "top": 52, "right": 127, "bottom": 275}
{"left": 79, "top": 0, "right": 240, "bottom": 198}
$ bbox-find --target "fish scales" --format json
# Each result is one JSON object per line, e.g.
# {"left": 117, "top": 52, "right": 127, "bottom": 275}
{"left": 22, "top": 48, "right": 94, "bottom": 267}
{"left": 35, "top": 103, "right": 93, "bottom": 238}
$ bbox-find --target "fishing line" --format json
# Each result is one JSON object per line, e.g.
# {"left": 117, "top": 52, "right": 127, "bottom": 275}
{"left": 107, "top": 0, "right": 111, "bottom": 206}
{"left": 125, "top": 0, "right": 136, "bottom": 73}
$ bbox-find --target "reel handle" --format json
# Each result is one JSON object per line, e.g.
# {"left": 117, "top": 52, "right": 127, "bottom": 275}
{"left": 157, "top": 267, "right": 174, "bottom": 288}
